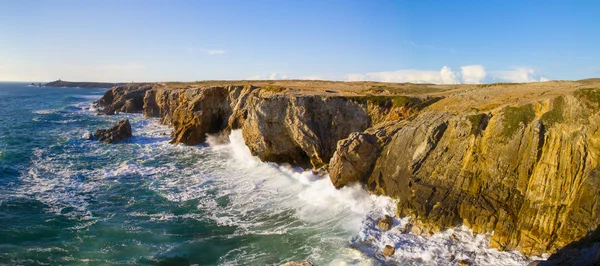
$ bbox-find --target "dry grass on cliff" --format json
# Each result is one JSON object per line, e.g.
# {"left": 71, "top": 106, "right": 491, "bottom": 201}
{"left": 154, "top": 78, "right": 600, "bottom": 114}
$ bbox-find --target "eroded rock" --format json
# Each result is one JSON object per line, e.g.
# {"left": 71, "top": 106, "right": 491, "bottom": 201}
{"left": 329, "top": 94, "right": 600, "bottom": 256}
{"left": 382, "top": 245, "right": 395, "bottom": 257}
{"left": 94, "top": 119, "right": 132, "bottom": 144}
{"left": 377, "top": 215, "right": 394, "bottom": 231}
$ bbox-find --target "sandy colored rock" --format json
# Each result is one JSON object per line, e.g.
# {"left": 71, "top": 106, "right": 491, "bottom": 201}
{"left": 330, "top": 85, "right": 600, "bottom": 256}
{"left": 382, "top": 245, "right": 395, "bottom": 257}
{"left": 377, "top": 215, "right": 394, "bottom": 231}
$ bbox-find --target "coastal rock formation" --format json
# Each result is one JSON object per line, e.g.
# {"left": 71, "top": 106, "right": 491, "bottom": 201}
{"left": 96, "top": 83, "right": 156, "bottom": 115}
{"left": 330, "top": 89, "right": 600, "bottom": 256}
{"left": 94, "top": 119, "right": 132, "bottom": 144}
{"left": 377, "top": 215, "right": 394, "bottom": 231}
{"left": 98, "top": 83, "right": 427, "bottom": 168}
{"left": 94, "top": 79, "right": 600, "bottom": 258}
{"left": 383, "top": 245, "right": 395, "bottom": 257}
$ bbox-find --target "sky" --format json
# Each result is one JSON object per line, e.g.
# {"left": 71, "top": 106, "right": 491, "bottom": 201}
{"left": 0, "top": 0, "right": 599, "bottom": 83}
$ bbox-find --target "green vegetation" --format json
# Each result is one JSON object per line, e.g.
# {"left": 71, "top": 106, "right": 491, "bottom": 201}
{"left": 501, "top": 104, "right": 535, "bottom": 138}
{"left": 467, "top": 113, "right": 486, "bottom": 136}
{"left": 347, "top": 95, "right": 420, "bottom": 108}
{"left": 475, "top": 82, "right": 523, "bottom": 88}
{"left": 574, "top": 88, "right": 600, "bottom": 108}
{"left": 363, "top": 85, "right": 442, "bottom": 95}
{"left": 262, "top": 84, "right": 286, "bottom": 93}
{"left": 540, "top": 96, "right": 565, "bottom": 127}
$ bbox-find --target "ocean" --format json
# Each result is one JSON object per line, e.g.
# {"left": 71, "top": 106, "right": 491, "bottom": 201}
{"left": 0, "top": 82, "right": 537, "bottom": 265}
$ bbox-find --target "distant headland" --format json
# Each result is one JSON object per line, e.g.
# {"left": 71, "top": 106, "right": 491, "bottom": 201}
{"left": 44, "top": 79, "right": 122, "bottom": 88}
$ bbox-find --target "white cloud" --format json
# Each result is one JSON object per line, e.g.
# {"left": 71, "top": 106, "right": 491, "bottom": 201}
{"left": 490, "top": 67, "right": 538, "bottom": 83}
{"left": 440, "top": 66, "right": 459, "bottom": 84}
{"left": 346, "top": 65, "right": 549, "bottom": 84}
{"left": 247, "top": 72, "right": 289, "bottom": 80}
{"left": 461, "top": 65, "right": 487, "bottom": 84}
{"left": 346, "top": 66, "right": 459, "bottom": 84}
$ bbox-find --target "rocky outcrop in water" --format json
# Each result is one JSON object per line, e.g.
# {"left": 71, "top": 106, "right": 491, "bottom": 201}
{"left": 94, "top": 79, "right": 600, "bottom": 258}
{"left": 94, "top": 119, "right": 132, "bottom": 144}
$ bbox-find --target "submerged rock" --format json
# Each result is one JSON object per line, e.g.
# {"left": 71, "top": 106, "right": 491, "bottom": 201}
{"left": 382, "top": 245, "right": 395, "bottom": 257}
{"left": 377, "top": 215, "right": 394, "bottom": 231}
{"left": 94, "top": 119, "right": 132, "bottom": 144}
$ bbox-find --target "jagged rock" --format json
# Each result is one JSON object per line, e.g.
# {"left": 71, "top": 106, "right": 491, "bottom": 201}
{"left": 94, "top": 119, "right": 132, "bottom": 144}
{"left": 280, "top": 261, "right": 313, "bottom": 266}
{"left": 382, "top": 245, "right": 395, "bottom": 257}
{"left": 330, "top": 92, "right": 600, "bottom": 256}
{"left": 450, "top": 234, "right": 458, "bottom": 241}
{"left": 458, "top": 259, "right": 472, "bottom": 266}
{"left": 449, "top": 254, "right": 456, "bottom": 262}
{"left": 401, "top": 223, "right": 412, "bottom": 234}
{"left": 95, "top": 83, "right": 156, "bottom": 115}
{"left": 377, "top": 215, "right": 394, "bottom": 231}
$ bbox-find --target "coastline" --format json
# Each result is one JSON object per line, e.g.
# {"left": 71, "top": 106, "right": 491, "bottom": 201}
{"left": 90, "top": 79, "right": 600, "bottom": 262}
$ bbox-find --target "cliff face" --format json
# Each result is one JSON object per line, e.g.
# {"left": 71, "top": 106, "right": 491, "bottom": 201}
{"left": 330, "top": 90, "right": 600, "bottom": 256}
{"left": 95, "top": 80, "right": 600, "bottom": 257}
{"left": 97, "top": 83, "right": 424, "bottom": 168}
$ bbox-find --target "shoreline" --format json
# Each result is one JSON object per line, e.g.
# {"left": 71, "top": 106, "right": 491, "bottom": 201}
{"left": 84, "top": 79, "right": 600, "bottom": 263}
{"left": 91, "top": 98, "right": 539, "bottom": 265}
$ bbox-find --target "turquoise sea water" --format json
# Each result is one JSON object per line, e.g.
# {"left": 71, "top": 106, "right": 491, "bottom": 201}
{"left": 0, "top": 83, "right": 390, "bottom": 265}
{"left": 0, "top": 83, "right": 538, "bottom": 266}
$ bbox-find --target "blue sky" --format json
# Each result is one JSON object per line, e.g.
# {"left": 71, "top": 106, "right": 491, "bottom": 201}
{"left": 0, "top": 0, "right": 599, "bottom": 83}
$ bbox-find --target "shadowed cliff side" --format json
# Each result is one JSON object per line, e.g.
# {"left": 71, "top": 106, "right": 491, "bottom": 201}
{"left": 97, "top": 82, "right": 432, "bottom": 168}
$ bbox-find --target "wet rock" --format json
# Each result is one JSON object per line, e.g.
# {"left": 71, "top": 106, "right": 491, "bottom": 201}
{"left": 280, "top": 261, "right": 314, "bottom": 266}
{"left": 94, "top": 119, "right": 132, "bottom": 144}
{"left": 449, "top": 254, "right": 456, "bottom": 262}
{"left": 377, "top": 215, "right": 394, "bottom": 231}
{"left": 458, "top": 259, "right": 472, "bottom": 266}
{"left": 401, "top": 223, "right": 412, "bottom": 234}
{"left": 382, "top": 245, "right": 395, "bottom": 257}
{"left": 450, "top": 234, "right": 458, "bottom": 241}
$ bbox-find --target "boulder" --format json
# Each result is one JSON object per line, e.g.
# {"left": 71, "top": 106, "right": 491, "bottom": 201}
{"left": 94, "top": 119, "right": 132, "bottom": 144}
{"left": 382, "top": 245, "right": 395, "bottom": 257}
{"left": 377, "top": 215, "right": 394, "bottom": 231}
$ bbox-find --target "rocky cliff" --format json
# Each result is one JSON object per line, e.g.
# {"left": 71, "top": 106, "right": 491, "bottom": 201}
{"left": 94, "top": 79, "right": 600, "bottom": 258}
